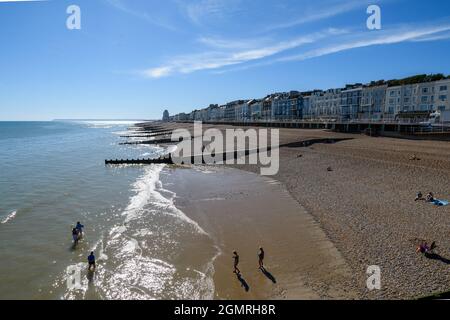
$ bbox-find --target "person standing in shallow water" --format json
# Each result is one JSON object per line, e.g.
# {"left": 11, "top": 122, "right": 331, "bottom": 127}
{"left": 258, "top": 247, "right": 265, "bottom": 269}
{"left": 88, "top": 251, "right": 96, "bottom": 271}
{"left": 72, "top": 227, "right": 79, "bottom": 245}
{"left": 75, "top": 221, "right": 84, "bottom": 237}
{"left": 233, "top": 251, "right": 240, "bottom": 274}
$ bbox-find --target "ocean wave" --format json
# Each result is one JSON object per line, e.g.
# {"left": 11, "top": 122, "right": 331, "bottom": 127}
{"left": 122, "top": 165, "right": 207, "bottom": 235}
{"left": 1, "top": 210, "right": 17, "bottom": 224}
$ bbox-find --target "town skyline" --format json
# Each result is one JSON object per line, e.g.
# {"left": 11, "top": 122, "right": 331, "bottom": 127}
{"left": 169, "top": 73, "right": 450, "bottom": 123}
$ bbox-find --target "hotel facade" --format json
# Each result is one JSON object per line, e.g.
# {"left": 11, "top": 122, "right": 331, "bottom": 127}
{"left": 170, "top": 75, "right": 450, "bottom": 124}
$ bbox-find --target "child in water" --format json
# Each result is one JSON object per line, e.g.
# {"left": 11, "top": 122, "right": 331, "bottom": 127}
{"left": 88, "top": 251, "right": 96, "bottom": 271}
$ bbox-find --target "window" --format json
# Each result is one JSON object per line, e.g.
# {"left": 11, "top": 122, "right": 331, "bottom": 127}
{"left": 421, "top": 96, "right": 428, "bottom": 103}
{"left": 439, "top": 95, "right": 447, "bottom": 101}
{"left": 422, "top": 88, "right": 429, "bottom": 94}
{"left": 404, "top": 97, "right": 410, "bottom": 103}
{"left": 438, "top": 106, "right": 446, "bottom": 111}
{"left": 440, "top": 85, "right": 448, "bottom": 91}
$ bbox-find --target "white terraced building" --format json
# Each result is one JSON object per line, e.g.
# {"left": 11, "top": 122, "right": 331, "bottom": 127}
{"left": 385, "top": 79, "right": 450, "bottom": 122}
{"left": 340, "top": 85, "right": 363, "bottom": 121}
{"left": 173, "top": 75, "right": 450, "bottom": 124}
{"left": 433, "top": 79, "right": 450, "bottom": 121}
{"left": 308, "top": 89, "right": 342, "bottom": 121}
{"left": 360, "top": 85, "right": 387, "bottom": 121}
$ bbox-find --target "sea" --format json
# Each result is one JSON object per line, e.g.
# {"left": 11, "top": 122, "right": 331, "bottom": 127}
{"left": 0, "top": 121, "right": 217, "bottom": 300}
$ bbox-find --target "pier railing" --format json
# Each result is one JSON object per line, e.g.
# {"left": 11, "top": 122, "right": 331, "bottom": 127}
{"left": 173, "top": 118, "right": 450, "bottom": 126}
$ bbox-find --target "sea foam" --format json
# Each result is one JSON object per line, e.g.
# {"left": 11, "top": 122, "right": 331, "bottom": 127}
{"left": 122, "top": 164, "right": 208, "bottom": 235}
{"left": 1, "top": 210, "right": 17, "bottom": 224}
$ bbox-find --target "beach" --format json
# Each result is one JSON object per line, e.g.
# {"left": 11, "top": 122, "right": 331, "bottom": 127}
{"left": 164, "top": 166, "right": 357, "bottom": 300}
{"left": 150, "top": 122, "right": 450, "bottom": 299}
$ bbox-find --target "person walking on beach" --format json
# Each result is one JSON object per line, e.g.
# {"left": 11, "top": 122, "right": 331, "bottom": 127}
{"left": 88, "top": 251, "right": 96, "bottom": 271}
{"left": 233, "top": 251, "right": 241, "bottom": 275}
{"left": 258, "top": 247, "right": 265, "bottom": 269}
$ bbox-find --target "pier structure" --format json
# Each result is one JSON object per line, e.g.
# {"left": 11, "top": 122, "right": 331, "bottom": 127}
{"left": 171, "top": 120, "right": 450, "bottom": 138}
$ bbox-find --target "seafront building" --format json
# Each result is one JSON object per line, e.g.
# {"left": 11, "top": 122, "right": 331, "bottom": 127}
{"left": 306, "top": 89, "right": 342, "bottom": 121}
{"left": 168, "top": 74, "right": 450, "bottom": 124}
{"left": 247, "top": 99, "right": 262, "bottom": 121}
{"left": 434, "top": 79, "right": 450, "bottom": 121}
{"left": 360, "top": 85, "right": 387, "bottom": 121}
{"left": 270, "top": 91, "right": 302, "bottom": 121}
{"left": 340, "top": 84, "right": 363, "bottom": 121}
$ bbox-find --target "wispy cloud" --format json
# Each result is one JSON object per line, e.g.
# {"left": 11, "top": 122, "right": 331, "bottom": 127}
{"left": 179, "top": 0, "right": 377, "bottom": 30}
{"left": 279, "top": 24, "right": 450, "bottom": 63}
{"left": 178, "top": 0, "right": 243, "bottom": 25}
{"left": 197, "top": 36, "right": 272, "bottom": 50}
{"left": 141, "top": 28, "right": 347, "bottom": 78}
{"left": 215, "top": 22, "right": 450, "bottom": 75}
{"left": 411, "top": 31, "right": 450, "bottom": 42}
{"left": 106, "top": 0, "right": 178, "bottom": 31}
{"left": 0, "top": 0, "right": 46, "bottom": 2}
{"left": 264, "top": 0, "right": 374, "bottom": 32}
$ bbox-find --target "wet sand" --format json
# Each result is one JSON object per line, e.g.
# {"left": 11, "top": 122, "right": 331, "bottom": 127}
{"left": 163, "top": 166, "right": 357, "bottom": 300}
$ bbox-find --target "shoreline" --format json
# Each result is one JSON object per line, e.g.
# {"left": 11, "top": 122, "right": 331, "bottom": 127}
{"left": 162, "top": 165, "right": 357, "bottom": 300}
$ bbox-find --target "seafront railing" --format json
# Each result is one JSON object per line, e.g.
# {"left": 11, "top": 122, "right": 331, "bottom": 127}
{"left": 173, "top": 119, "right": 450, "bottom": 126}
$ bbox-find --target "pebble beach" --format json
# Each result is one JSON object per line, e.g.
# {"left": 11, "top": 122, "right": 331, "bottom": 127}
{"left": 153, "top": 122, "right": 450, "bottom": 299}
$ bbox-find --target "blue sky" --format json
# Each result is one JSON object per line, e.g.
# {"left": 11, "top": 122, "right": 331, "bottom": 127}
{"left": 0, "top": 0, "right": 450, "bottom": 120}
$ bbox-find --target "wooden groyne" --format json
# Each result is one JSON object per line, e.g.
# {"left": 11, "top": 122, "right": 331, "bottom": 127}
{"left": 133, "top": 125, "right": 167, "bottom": 132}
{"left": 133, "top": 128, "right": 173, "bottom": 134}
{"left": 119, "top": 137, "right": 180, "bottom": 145}
{"left": 105, "top": 156, "right": 172, "bottom": 165}
{"left": 106, "top": 147, "right": 273, "bottom": 166}
{"left": 120, "top": 131, "right": 173, "bottom": 138}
